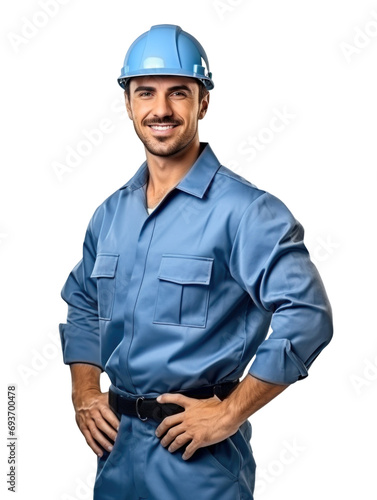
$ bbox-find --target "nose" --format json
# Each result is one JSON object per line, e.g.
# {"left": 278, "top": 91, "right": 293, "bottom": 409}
{"left": 152, "top": 93, "right": 173, "bottom": 119}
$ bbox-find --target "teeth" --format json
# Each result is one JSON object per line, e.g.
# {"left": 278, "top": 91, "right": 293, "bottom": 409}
{"left": 151, "top": 125, "right": 175, "bottom": 130}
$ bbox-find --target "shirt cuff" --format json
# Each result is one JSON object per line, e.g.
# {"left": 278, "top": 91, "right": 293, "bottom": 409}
{"left": 249, "top": 338, "right": 308, "bottom": 385}
{"left": 59, "top": 323, "right": 102, "bottom": 369}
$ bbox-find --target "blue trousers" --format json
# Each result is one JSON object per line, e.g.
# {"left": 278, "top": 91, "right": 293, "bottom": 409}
{"left": 93, "top": 401, "right": 256, "bottom": 499}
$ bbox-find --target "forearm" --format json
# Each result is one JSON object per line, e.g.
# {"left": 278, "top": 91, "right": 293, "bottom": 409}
{"left": 70, "top": 363, "right": 102, "bottom": 402}
{"left": 223, "top": 374, "right": 289, "bottom": 427}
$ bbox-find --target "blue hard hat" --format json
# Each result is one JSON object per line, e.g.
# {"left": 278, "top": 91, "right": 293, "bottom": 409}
{"left": 118, "top": 24, "right": 214, "bottom": 90}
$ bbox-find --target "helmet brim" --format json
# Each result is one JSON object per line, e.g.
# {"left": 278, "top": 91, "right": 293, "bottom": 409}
{"left": 118, "top": 69, "right": 214, "bottom": 91}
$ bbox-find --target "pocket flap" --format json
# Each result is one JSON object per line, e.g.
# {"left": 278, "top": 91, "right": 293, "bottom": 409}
{"left": 91, "top": 254, "right": 119, "bottom": 278}
{"left": 158, "top": 255, "right": 213, "bottom": 285}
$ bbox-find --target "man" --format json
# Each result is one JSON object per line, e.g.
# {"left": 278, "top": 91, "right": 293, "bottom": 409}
{"left": 59, "top": 24, "right": 333, "bottom": 500}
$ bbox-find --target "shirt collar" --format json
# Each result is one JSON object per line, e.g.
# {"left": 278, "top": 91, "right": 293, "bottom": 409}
{"left": 119, "top": 143, "right": 221, "bottom": 199}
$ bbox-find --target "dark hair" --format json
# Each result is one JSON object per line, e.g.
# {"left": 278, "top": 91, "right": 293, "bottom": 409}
{"left": 123, "top": 78, "right": 209, "bottom": 104}
{"left": 197, "top": 81, "right": 210, "bottom": 103}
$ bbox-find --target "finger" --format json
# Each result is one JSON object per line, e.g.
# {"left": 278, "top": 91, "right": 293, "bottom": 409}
{"left": 182, "top": 439, "right": 199, "bottom": 461}
{"left": 100, "top": 393, "right": 120, "bottom": 431}
{"left": 101, "top": 405, "right": 120, "bottom": 431}
{"left": 80, "top": 427, "right": 107, "bottom": 457}
{"left": 86, "top": 420, "right": 115, "bottom": 453}
{"left": 159, "top": 423, "right": 186, "bottom": 448}
{"left": 156, "top": 393, "right": 192, "bottom": 407}
{"left": 155, "top": 413, "right": 184, "bottom": 438}
{"left": 168, "top": 432, "right": 191, "bottom": 454}
{"left": 76, "top": 405, "right": 118, "bottom": 443}
{"left": 95, "top": 415, "right": 118, "bottom": 443}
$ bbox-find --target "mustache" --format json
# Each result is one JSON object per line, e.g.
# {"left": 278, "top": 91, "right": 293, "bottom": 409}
{"left": 144, "top": 118, "right": 182, "bottom": 126}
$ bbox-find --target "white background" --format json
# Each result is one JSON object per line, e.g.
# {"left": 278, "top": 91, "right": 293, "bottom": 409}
{"left": 1, "top": 0, "right": 376, "bottom": 498}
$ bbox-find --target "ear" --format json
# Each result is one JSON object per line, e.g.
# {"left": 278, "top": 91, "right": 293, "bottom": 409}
{"left": 198, "top": 92, "right": 210, "bottom": 120}
{"left": 124, "top": 92, "right": 133, "bottom": 121}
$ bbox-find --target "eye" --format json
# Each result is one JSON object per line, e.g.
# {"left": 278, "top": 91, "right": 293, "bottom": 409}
{"left": 139, "top": 91, "right": 153, "bottom": 98}
{"left": 170, "top": 91, "right": 187, "bottom": 99}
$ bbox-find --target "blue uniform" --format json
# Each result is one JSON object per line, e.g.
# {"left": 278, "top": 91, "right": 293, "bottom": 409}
{"left": 59, "top": 143, "right": 332, "bottom": 499}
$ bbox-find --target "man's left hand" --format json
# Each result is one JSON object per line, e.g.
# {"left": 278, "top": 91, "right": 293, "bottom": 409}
{"left": 154, "top": 393, "right": 239, "bottom": 460}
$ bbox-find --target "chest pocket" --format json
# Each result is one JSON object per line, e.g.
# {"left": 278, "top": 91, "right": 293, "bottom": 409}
{"left": 90, "top": 254, "right": 119, "bottom": 321}
{"left": 153, "top": 255, "right": 213, "bottom": 328}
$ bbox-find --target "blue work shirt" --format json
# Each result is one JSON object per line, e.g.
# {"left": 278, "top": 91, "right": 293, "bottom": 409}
{"left": 59, "top": 143, "right": 332, "bottom": 395}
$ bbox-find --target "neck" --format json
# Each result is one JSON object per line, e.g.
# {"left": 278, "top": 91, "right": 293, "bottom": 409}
{"left": 145, "top": 137, "right": 202, "bottom": 202}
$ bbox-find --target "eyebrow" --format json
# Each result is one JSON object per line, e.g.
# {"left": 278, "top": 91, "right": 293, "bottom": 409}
{"left": 133, "top": 85, "right": 194, "bottom": 94}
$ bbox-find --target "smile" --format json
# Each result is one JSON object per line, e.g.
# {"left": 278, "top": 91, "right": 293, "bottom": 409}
{"left": 149, "top": 125, "right": 177, "bottom": 131}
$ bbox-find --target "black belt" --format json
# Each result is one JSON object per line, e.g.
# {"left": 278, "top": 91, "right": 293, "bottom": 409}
{"left": 109, "top": 380, "right": 239, "bottom": 423}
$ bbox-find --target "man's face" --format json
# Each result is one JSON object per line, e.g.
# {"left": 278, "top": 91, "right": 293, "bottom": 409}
{"left": 125, "top": 76, "right": 209, "bottom": 158}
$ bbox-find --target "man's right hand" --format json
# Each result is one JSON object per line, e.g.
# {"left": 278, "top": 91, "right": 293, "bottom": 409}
{"left": 70, "top": 364, "right": 120, "bottom": 457}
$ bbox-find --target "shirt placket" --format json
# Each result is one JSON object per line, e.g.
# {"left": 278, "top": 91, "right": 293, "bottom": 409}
{"left": 118, "top": 199, "right": 157, "bottom": 393}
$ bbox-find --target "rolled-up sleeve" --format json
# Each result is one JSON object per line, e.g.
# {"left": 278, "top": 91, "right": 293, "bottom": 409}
{"left": 59, "top": 214, "right": 102, "bottom": 369}
{"left": 229, "top": 192, "right": 333, "bottom": 385}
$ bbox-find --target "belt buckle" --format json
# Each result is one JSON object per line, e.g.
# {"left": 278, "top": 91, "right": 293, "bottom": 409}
{"left": 136, "top": 397, "right": 148, "bottom": 422}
